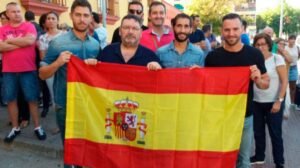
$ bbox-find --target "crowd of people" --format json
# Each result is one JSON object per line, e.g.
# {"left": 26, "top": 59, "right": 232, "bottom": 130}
{"left": 0, "top": 0, "right": 300, "bottom": 168}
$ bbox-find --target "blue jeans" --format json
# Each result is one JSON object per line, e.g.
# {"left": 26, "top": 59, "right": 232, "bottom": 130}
{"left": 236, "top": 115, "right": 253, "bottom": 168}
{"left": 253, "top": 101, "right": 284, "bottom": 165}
{"left": 2, "top": 71, "right": 39, "bottom": 102}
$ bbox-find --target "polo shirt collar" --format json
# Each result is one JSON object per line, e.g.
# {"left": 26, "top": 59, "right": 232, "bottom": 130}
{"left": 70, "top": 30, "right": 91, "bottom": 41}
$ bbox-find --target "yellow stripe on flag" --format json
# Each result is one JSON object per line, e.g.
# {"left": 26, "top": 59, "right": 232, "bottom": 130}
{"left": 66, "top": 82, "right": 246, "bottom": 152}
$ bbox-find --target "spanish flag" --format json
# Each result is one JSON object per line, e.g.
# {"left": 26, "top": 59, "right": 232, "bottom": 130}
{"left": 65, "top": 56, "right": 250, "bottom": 168}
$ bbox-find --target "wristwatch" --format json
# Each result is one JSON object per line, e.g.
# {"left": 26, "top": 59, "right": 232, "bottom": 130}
{"left": 278, "top": 97, "right": 284, "bottom": 103}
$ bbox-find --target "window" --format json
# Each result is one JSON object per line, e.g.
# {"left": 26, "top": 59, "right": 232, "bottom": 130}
{"left": 99, "top": 0, "right": 120, "bottom": 25}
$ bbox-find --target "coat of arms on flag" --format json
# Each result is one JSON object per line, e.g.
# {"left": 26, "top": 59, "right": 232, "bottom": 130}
{"left": 104, "top": 98, "right": 147, "bottom": 145}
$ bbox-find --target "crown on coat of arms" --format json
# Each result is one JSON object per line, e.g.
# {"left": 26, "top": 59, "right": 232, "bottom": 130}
{"left": 114, "top": 98, "right": 139, "bottom": 112}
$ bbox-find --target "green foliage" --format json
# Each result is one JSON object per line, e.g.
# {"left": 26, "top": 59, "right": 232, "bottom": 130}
{"left": 187, "top": 0, "right": 246, "bottom": 35}
{"left": 256, "top": 3, "right": 300, "bottom": 36}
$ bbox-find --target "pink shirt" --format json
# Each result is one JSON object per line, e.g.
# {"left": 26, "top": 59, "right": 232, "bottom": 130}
{"left": 140, "top": 28, "right": 174, "bottom": 52}
{"left": 0, "top": 22, "right": 37, "bottom": 72}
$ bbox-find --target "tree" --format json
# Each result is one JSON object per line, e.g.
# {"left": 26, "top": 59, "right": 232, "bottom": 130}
{"left": 256, "top": 3, "right": 300, "bottom": 37}
{"left": 187, "top": 0, "right": 246, "bottom": 35}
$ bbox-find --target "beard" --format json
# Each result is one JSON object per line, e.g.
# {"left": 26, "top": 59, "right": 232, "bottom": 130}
{"left": 224, "top": 37, "right": 241, "bottom": 46}
{"left": 174, "top": 32, "right": 189, "bottom": 43}
{"left": 122, "top": 34, "right": 139, "bottom": 47}
{"left": 73, "top": 22, "right": 89, "bottom": 32}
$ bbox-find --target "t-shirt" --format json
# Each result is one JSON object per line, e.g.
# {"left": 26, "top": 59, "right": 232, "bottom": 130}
{"left": 254, "top": 54, "right": 285, "bottom": 102}
{"left": 0, "top": 22, "right": 37, "bottom": 72}
{"left": 189, "top": 29, "right": 205, "bottom": 43}
{"left": 205, "top": 45, "right": 267, "bottom": 117}
{"left": 241, "top": 33, "right": 250, "bottom": 45}
{"left": 285, "top": 45, "right": 299, "bottom": 66}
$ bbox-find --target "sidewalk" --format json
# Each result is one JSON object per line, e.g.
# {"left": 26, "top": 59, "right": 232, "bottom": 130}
{"left": 0, "top": 105, "right": 299, "bottom": 168}
{"left": 0, "top": 105, "right": 63, "bottom": 159}
{"left": 251, "top": 109, "right": 300, "bottom": 168}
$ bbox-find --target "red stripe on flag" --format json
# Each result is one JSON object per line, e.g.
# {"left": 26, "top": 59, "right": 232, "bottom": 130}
{"left": 65, "top": 139, "right": 238, "bottom": 168}
{"left": 67, "top": 56, "right": 250, "bottom": 95}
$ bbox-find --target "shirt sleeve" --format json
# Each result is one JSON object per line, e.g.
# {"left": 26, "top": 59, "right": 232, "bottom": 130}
{"left": 41, "top": 39, "right": 60, "bottom": 65}
{"left": 274, "top": 54, "right": 286, "bottom": 66}
{"left": 199, "top": 30, "right": 205, "bottom": 42}
{"left": 255, "top": 50, "right": 267, "bottom": 74}
{"left": 38, "top": 35, "right": 47, "bottom": 51}
{"left": 25, "top": 22, "right": 37, "bottom": 38}
{"left": 0, "top": 27, "right": 3, "bottom": 41}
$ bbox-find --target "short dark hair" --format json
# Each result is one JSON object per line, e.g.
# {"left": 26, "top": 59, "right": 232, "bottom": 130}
{"left": 92, "top": 12, "right": 100, "bottom": 24}
{"left": 149, "top": 1, "right": 166, "bottom": 14}
{"left": 253, "top": 33, "right": 273, "bottom": 51}
{"left": 121, "top": 14, "right": 142, "bottom": 28}
{"left": 128, "top": 0, "right": 144, "bottom": 12}
{"left": 25, "top": 11, "right": 35, "bottom": 21}
{"left": 171, "top": 13, "right": 192, "bottom": 27}
{"left": 202, "top": 24, "right": 211, "bottom": 33}
{"left": 71, "top": 0, "right": 92, "bottom": 13}
{"left": 222, "top": 13, "right": 242, "bottom": 24}
{"left": 0, "top": 11, "right": 9, "bottom": 20}
{"left": 288, "top": 35, "right": 296, "bottom": 40}
{"left": 242, "top": 19, "right": 247, "bottom": 29}
{"left": 39, "top": 13, "right": 47, "bottom": 30}
{"left": 190, "top": 14, "right": 199, "bottom": 21}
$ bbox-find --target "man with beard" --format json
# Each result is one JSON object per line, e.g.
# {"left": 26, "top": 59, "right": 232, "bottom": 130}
{"left": 156, "top": 13, "right": 204, "bottom": 68}
{"left": 98, "top": 14, "right": 161, "bottom": 70}
{"left": 140, "top": 1, "right": 174, "bottom": 52}
{"left": 205, "top": 13, "right": 270, "bottom": 168}
{"left": 39, "top": 0, "right": 99, "bottom": 148}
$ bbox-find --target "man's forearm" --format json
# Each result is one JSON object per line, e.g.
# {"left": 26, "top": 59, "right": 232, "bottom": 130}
{"left": 6, "top": 36, "right": 36, "bottom": 47}
{"left": 39, "top": 61, "right": 61, "bottom": 80}
{"left": 0, "top": 42, "right": 20, "bottom": 52}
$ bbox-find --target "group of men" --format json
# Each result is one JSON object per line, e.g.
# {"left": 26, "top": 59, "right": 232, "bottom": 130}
{"left": 0, "top": 0, "right": 270, "bottom": 168}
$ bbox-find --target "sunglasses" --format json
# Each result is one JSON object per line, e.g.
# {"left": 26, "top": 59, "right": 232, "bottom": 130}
{"left": 129, "top": 9, "right": 143, "bottom": 15}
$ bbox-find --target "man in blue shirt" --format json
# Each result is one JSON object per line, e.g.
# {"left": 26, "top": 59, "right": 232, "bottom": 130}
{"left": 189, "top": 14, "right": 206, "bottom": 51}
{"left": 39, "top": 0, "right": 99, "bottom": 147}
{"left": 156, "top": 13, "right": 204, "bottom": 68}
{"left": 98, "top": 14, "right": 161, "bottom": 70}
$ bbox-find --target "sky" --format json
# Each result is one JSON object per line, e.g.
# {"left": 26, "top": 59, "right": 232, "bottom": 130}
{"left": 256, "top": 0, "right": 300, "bottom": 13}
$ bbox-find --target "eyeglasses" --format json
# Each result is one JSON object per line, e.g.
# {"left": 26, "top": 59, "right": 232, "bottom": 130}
{"left": 255, "top": 43, "right": 267, "bottom": 47}
{"left": 128, "top": 9, "right": 143, "bottom": 15}
{"left": 121, "top": 26, "right": 141, "bottom": 32}
{"left": 277, "top": 42, "right": 286, "bottom": 46}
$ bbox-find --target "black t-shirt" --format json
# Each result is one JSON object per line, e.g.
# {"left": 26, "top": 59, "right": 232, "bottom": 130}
{"left": 205, "top": 45, "right": 267, "bottom": 117}
{"left": 189, "top": 29, "right": 205, "bottom": 43}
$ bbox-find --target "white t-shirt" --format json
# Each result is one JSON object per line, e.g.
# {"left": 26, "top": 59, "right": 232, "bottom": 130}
{"left": 253, "top": 53, "right": 285, "bottom": 102}
{"left": 38, "top": 31, "right": 64, "bottom": 51}
{"left": 285, "top": 45, "right": 298, "bottom": 66}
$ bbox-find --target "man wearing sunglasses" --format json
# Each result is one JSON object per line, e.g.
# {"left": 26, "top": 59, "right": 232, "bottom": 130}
{"left": 111, "top": 1, "right": 148, "bottom": 44}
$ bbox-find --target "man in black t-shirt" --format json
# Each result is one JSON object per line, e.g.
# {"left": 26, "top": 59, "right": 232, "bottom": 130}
{"left": 205, "top": 13, "right": 270, "bottom": 168}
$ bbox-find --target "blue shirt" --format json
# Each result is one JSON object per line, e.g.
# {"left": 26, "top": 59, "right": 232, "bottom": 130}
{"left": 241, "top": 33, "right": 250, "bottom": 45}
{"left": 189, "top": 29, "right": 205, "bottom": 43}
{"left": 98, "top": 43, "right": 160, "bottom": 66}
{"left": 41, "top": 30, "right": 100, "bottom": 109}
{"left": 156, "top": 41, "right": 205, "bottom": 68}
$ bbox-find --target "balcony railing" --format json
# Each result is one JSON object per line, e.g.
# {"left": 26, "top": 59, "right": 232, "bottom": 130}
{"left": 39, "top": 0, "right": 67, "bottom": 6}
{"left": 21, "top": 0, "right": 68, "bottom": 16}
